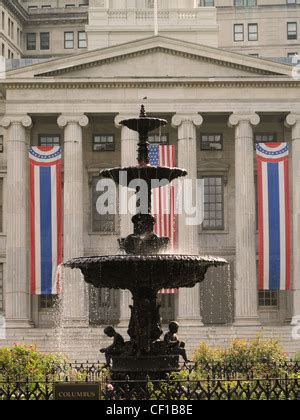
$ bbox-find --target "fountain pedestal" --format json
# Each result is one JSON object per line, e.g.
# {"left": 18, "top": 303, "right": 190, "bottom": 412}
{"left": 111, "top": 355, "right": 180, "bottom": 381}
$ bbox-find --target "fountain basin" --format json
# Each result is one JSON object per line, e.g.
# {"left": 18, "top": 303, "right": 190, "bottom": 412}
{"left": 100, "top": 166, "right": 188, "bottom": 187}
{"left": 120, "top": 117, "right": 168, "bottom": 133}
{"left": 64, "top": 255, "right": 228, "bottom": 292}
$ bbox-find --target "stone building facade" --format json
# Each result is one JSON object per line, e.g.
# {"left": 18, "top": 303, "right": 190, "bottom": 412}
{"left": 0, "top": 0, "right": 300, "bottom": 359}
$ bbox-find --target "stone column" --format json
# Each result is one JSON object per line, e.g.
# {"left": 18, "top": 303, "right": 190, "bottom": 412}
{"left": 229, "top": 113, "right": 261, "bottom": 326}
{"left": 0, "top": 115, "right": 32, "bottom": 327}
{"left": 172, "top": 113, "right": 204, "bottom": 326}
{"left": 115, "top": 114, "right": 139, "bottom": 326}
{"left": 286, "top": 114, "right": 300, "bottom": 325}
{"left": 57, "top": 114, "right": 89, "bottom": 326}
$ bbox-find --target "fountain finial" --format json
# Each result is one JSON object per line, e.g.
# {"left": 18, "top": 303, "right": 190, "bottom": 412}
{"left": 140, "top": 105, "right": 147, "bottom": 118}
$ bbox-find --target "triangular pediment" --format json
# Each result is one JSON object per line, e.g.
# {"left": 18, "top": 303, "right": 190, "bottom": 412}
{"left": 6, "top": 36, "right": 292, "bottom": 80}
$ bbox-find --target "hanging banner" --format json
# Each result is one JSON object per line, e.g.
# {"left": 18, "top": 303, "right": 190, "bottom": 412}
{"left": 29, "top": 146, "right": 62, "bottom": 295}
{"left": 256, "top": 143, "right": 290, "bottom": 291}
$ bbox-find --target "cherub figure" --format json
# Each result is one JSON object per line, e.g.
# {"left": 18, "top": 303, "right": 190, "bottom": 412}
{"left": 100, "top": 326, "right": 125, "bottom": 368}
{"left": 164, "top": 321, "right": 190, "bottom": 363}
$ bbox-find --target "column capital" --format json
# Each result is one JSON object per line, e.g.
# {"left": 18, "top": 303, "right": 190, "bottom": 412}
{"left": 114, "top": 113, "right": 138, "bottom": 128}
{"left": 171, "top": 113, "right": 203, "bottom": 128}
{"left": 0, "top": 115, "right": 32, "bottom": 128}
{"left": 57, "top": 114, "right": 89, "bottom": 128}
{"left": 228, "top": 113, "right": 260, "bottom": 128}
{"left": 285, "top": 113, "right": 300, "bottom": 128}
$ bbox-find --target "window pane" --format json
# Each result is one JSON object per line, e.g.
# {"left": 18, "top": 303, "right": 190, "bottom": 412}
{"left": 39, "top": 295, "right": 59, "bottom": 310}
{"left": 202, "top": 177, "right": 224, "bottom": 231}
{"left": 78, "top": 31, "right": 87, "bottom": 48}
{"left": 26, "top": 33, "right": 36, "bottom": 50}
{"left": 201, "top": 133, "right": 223, "bottom": 151}
{"left": 39, "top": 135, "right": 61, "bottom": 146}
{"left": 148, "top": 134, "right": 169, "bottom": 144}
{"left": 93, "top": 134, "right": 115, "bottom": 151}
{"left": 258, "top": 290, "right": 279, "bottom": 307}
{"left": 64, "top": 32, "right": 74, "bottom": 49}
{"left": 40, "top": 32, "right": 50, "bottom": 50}
{"left": 255, "top": 133, "right": 277, "bottom": 144}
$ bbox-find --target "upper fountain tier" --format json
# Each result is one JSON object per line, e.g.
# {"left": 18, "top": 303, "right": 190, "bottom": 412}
{"left": 100, "top": 106, "right": 187, "bottom": 188}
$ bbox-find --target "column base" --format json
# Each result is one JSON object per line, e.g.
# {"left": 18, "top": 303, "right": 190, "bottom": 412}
{"left": 61, "top": 318, "right": 89, "bottom": 328}
{"left": 291, "top": 315, "right": 300, "bottom": 326}
{"left": 118, "top": 319, "right": 130, "bottom": 328}
{"left": 5, "top": 319, "right": 34, "bottom": 329}
{"left": 176, "top": 318, "right": 204, "bottom": 328}
{"left": 233, "top": 317, "right": 262, "bottom": 327}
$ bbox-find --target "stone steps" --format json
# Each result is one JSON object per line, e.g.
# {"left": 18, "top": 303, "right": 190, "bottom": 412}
{"left": 1, "top": 326, "right": 299, "bottom": 361}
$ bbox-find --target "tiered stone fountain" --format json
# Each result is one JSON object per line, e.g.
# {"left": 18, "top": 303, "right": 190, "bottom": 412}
{"left": 64, "top": 106, "right": 227, "bottom": 379}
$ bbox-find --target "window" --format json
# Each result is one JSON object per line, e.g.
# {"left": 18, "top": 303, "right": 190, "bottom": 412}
{"left": 40, "top": 32, "right": 50, "bottom": 50}
{"left": 78, "top": 31, "right": 87, "bottom": 49}
{"left": 39, "top": 135, "right": 61, "bottom": 146}
{"left": 288, "top": 22, "right": 297, "bottom": 40}
{"left": 93, "top": 135, "right": 115, "bottom": 152}
{"left": 0, "top": 136, "right": 3, "bottom": 153}
{"left": 197, "top": 0, "right": 215, "bottom": 5}
{"left": 64, "top": 32, "right": 74, "bottom": 49}
{"left": 234, "top": 0, "right": 257, "bottom": 5}
{"left": 255, "top": 133, "right": 277, "bottom": 144}
{"left": 39, "top": 295, "right": 59, "bottom": 310}
{"left": 0, "top": 264, "right": 3, "bottom": 312}
{"left": 26, "top": 33, "right": 36, "bottom": 50}
{"left": 248, "top": 24, "right": 258, "bottom": 41}
{"left": 92, "top": 177, "right": 115, "bottom": 233}
{"left": 201, "top": 134, "right": 223, "bottom": 151}
{"left": 258, "top": 290, "right": 279, "bottom": 308}
{"left": 148, "top": 134, "right": 169, "bottom": 144}
{"left": 202, "top": 177, "right": 224, "bottom": 231}
{"left": 234, "top": 24, "right": 244, "bottom": 42}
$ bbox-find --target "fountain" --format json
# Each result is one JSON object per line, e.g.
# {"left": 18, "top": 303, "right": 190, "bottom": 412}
{"left": 64, "top": 106, "right": 227, "bottom": 380}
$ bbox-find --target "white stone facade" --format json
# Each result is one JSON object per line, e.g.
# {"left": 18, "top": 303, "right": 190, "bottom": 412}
{"left": 0, "top": 1, "right": 299, "bottom": 359}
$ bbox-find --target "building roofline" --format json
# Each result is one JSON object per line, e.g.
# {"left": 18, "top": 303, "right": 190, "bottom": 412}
{"left": 0, "top": 0, "right": 29, "bottom": 24}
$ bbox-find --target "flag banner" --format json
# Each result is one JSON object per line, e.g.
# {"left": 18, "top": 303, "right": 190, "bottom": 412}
{"left": 29, "top": 146, "right": 62, "bottom": 295}
{"left": 149, "top": 144, "right": 177, "bottom": 295}
{"left": 256, "top": 143, "right": 291, "bottom": 291}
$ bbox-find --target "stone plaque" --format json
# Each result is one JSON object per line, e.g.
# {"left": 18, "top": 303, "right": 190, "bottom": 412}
{"left": 53, "top": 383, "right": 100, "bottom": 401}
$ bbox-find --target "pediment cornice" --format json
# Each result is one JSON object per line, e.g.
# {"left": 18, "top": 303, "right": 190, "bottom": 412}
{"left": 1, "top": 78, "right": 299, "bottom": 90}
{"left": 35, "top": 47, "right": 279, "bottom": 78}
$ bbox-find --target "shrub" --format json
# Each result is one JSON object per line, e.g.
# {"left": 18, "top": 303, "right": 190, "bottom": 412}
{"left": 0, "top": 344, "right": 68, "bottom": 381}
{"left": 191, "top": 336, "right": 289, "bottom": 379}
{"left": 294, "top": 351, "right": 300, "bottom": 362}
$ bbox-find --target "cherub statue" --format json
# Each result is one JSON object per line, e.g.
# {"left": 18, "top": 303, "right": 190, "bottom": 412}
{"left": 164, "top": 321, "right": 190, "bottom": 363}
{"left": 100, "top": 326, "right": 125, "bottom": 368}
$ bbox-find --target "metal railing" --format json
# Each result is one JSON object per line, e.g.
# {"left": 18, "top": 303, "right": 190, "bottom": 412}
{"left": 0, "top": 376, "right": 299, "bottom": 400}
{"left": 0, "top": 361, "right": 299, "bottom": 400}
{"left": 1, "top": 360, "right": 299, "bottom": 381}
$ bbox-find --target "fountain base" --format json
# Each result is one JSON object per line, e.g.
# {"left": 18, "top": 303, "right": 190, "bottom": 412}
{"left": 111, "top": 355, "right": 180, "bottom": 381}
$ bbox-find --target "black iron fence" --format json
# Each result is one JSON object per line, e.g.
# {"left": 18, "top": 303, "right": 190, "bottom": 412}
{"left": 0, "top": 377, "right": 299, "bottom": 400}
{"left": 0, "top": 361, "right": 299, "bottom": 400}
{"left": 3, "top": 360, "right": 299, "bottom": 381}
